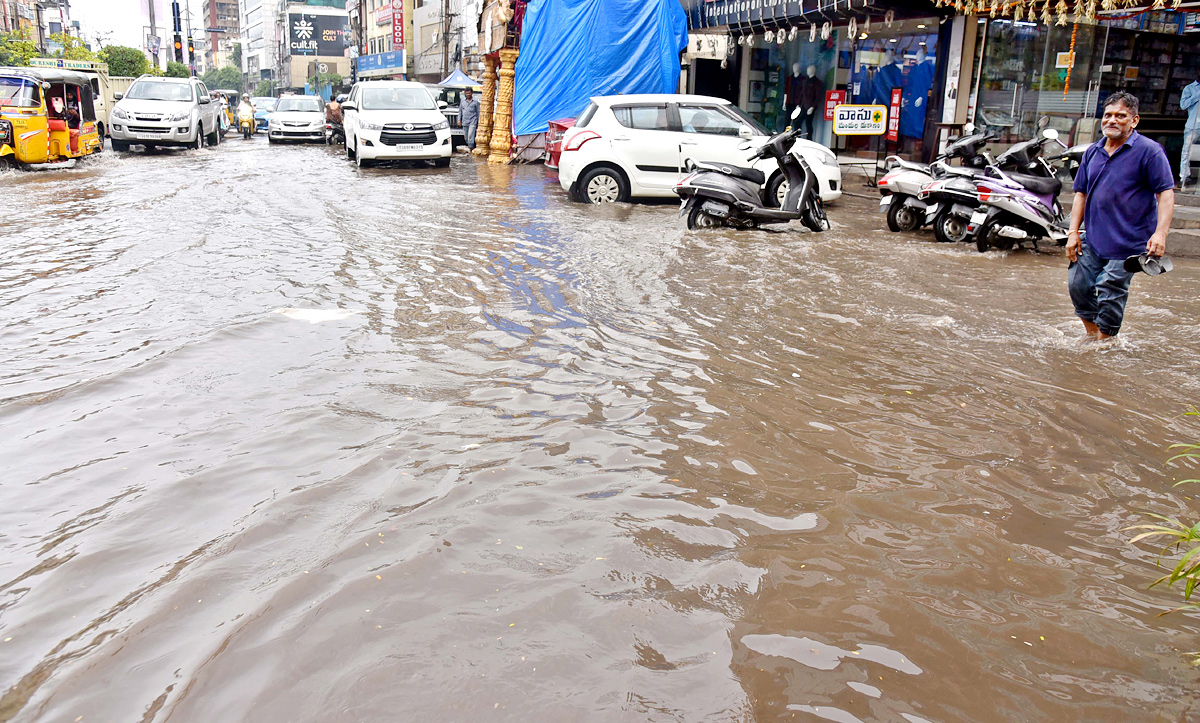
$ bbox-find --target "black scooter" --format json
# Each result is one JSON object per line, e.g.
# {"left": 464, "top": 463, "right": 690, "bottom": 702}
{"left": 326, "top": 121, "right": 345, "bottom": 145}
{"left": 674, "top": 109, "right": 828, "bottom": 232}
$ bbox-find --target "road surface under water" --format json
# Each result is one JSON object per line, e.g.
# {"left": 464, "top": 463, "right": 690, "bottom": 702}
{"left": 2, "top": 137, "right": 1200, "bottom": 722}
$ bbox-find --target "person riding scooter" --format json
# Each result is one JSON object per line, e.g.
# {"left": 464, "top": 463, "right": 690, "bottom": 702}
{"left": 325, "top": 94, "right": 346, "bottom": 145}
{"left": 237, "top": 94, "right": 256, "bottom": 139}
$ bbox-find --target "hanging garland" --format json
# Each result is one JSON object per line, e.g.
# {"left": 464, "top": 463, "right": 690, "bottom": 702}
{"left": 937, "top": 0, "right": 1183, "bottom": 24}
{"left": 1063, "top": 22, "right": 1078, "bottom": 98}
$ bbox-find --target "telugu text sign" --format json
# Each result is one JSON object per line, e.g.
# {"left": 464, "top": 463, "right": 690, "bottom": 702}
{"left": 832, "top": 105, "right": 888, "bottom": 136}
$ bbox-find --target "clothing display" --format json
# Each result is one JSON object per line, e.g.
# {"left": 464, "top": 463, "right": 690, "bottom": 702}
{"left": 900, "top": 58, "right": 934, "bottom": 139}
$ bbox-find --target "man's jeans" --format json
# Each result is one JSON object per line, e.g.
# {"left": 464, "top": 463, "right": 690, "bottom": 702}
{"left": 1183, "top": 127, "right": 1199, "bottom": 184}
{"left": 464, "top": 122, "right": 478, "bottom": 150}
{"left": 1068, "top": 243, "right": 1135, "bottom": 336}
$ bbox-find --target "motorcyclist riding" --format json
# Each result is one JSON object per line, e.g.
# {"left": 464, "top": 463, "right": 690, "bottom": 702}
{"left": 237, "top": 94, "right": 256, "bottom": 138}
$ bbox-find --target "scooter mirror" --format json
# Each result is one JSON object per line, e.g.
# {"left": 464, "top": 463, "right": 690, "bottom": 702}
{"left": 1037, "top": 115, "right": 1049, "bottom": 129}
{"left": 963, "top": 122, "right": 974, "bottom": 134}
{"left": 791, "top": 106, "right": 802, "bottom": 120}
{"left": 1042, "top": 127, "right": 1059, "bottom": 141}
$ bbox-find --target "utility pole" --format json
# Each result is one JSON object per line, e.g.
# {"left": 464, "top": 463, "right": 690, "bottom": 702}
{"left": 441, "top": 0, "right": 449, "bottom": 79}
{"left": 148, "top": 0, "right": 158, "bottom": 69}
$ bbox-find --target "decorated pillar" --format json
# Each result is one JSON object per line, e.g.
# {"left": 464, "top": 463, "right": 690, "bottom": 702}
{"left": 473, "top": 55, "right": 497, "bottom": 156}
{"left": 488, "top": 48, "right": 519, "bottom": 164}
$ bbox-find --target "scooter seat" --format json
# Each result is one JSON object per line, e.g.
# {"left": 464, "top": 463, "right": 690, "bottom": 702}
{"left": 693, "top": 161, "right": 765, "bottom": 186}
{"left": 1007, "top": 172, "right": 1062, "bottom": 196}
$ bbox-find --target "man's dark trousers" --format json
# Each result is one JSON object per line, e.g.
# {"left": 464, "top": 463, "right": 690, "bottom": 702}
{"left": 1068, "top": 243, "right": 1135, "bottom": 336}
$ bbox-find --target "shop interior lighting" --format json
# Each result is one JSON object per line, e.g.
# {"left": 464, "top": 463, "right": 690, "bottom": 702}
{"left": 859, "top": 32, "right": 867, "bottom": 39}
{"left": 917, "top": 24, "right": 926, "bottom": 28}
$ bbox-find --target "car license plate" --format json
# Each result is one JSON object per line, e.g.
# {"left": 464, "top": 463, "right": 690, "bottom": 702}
{"left": 971, "top": 209, "right": 987, "bottom": 225}
{"left": 135, "top": 133, "right": 161, "bottom": 140}
{"left": 395, "top": 144, "right": 422, "bottom": 151}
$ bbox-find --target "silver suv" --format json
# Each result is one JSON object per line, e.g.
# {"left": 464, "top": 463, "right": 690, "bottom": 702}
{"left": 108, "top": 75, "right": 222, "bottom": 152}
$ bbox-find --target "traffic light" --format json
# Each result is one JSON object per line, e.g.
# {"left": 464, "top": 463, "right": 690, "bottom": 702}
{"left": 173, "top": 34, "right": 183, "bottom": 63}
{"left": 171, "top": 1, "right": 181, "bottom": 33}
{"left": 187, "top": 37, "right": 194, "bottom": 58}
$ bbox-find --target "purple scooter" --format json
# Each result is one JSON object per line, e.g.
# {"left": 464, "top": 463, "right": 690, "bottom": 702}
{"left": 965, "top": 128, "right": 1068, "bottom": 252}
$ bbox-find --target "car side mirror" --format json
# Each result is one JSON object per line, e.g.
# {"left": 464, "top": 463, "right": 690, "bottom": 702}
{"left": 438, "top": 100, "right": 447, "bottom": 109}
{"left": 199, "top": 95, "right": 211, "bottom": 104}
{"left": 113, "top": 92, "right": 123, "bottom": 101}
{"left": 341, "top": 101, "right": 356, "bottom": 111}
{"left": 738, "top": 125, "right": 753, "bottom": 139}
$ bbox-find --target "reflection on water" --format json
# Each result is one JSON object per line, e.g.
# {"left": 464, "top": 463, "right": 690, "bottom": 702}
{"left": 1, "top": 140, "right": 1200, "bottom": 721}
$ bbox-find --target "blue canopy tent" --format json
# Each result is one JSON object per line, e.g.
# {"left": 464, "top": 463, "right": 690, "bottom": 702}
{"left": 513, "top": 0, "right": 688, "bottom": 137}
{"left": 439, "top": 69, "right": 482, "bottom": 87}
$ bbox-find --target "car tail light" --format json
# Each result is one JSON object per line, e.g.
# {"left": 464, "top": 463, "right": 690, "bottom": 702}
{"left": 563, "top": 130, "right": 600, "bottom": 152}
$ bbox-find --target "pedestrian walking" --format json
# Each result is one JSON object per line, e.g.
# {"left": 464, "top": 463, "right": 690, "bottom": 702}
{"left": 459, "top": 88, "right": 480, "bottom": 151}
{"left": 1067, "top": 91, "right": 1175, "bottom": 340}
{"left": 1179, "top": 71, "right": 1200, "bottom": 187}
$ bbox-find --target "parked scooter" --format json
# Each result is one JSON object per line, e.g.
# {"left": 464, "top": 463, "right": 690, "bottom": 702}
{"left": 326, "top": 121, "right": 344, "bottom": 145}
{"left": 966, "top": 128, "right": 1069, "bottom": 252}
{"left": 675, "top": 108, "right": 827, "bottom": 232}
{"left": 878, "top": 130, "right": 993, "bottom": 233}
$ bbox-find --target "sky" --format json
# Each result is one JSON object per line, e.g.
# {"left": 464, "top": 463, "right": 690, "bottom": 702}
{"left": 71, "top": 0, "right": 207, "bottom": 51}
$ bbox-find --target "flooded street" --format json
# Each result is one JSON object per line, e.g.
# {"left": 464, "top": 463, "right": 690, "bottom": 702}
{"left": 4, "top": 138, "right": 1200, "bottom": 722}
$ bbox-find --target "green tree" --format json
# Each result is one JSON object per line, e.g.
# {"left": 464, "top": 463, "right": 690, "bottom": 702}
{"left": 214, "top": 65, "right": 242, "bottom": 94}
{"left": 307, "top": 70, "right": 343, "bottom": 96}
{"left": 0, "top": 28, "right": 38, "bottom": 67}
{"left": 99, "top": 45, "right": 150, "bottom": 77}
{"left": 165, "top": 60, "right": 190, "bottom": 78}
{"left": 229, "top": 42, "right": 241, "bottom": 69}
{"left": 253, "top": 79, "right": 271, "bottom": 96}
{"left": 47, "top": 32, "right": 96, "bottom": 61}
{"left": 200, "top": 66, "right": 219, "bottom": 87}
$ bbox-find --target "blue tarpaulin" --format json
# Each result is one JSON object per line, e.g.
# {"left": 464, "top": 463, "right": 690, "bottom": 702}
{"left": 513, "top": 0, "right": 688, "bottom": 137}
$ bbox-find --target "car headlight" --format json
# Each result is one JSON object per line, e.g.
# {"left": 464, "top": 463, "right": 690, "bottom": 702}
{"left": 111, "top": 107, "right": 130, "bottom": 120}
{"left": 360, "top": 121, "right": 383, "bottom": 131}
{"left": 432, "top": 120, "right": 448, "bottom": 131}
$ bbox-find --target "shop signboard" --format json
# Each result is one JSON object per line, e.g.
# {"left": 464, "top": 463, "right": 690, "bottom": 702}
{"left": 374, "top": 5, "right": 391, "bottom": 25}
{"left": 824, "top": 90, "right": 845, "bottom": 121}
{"left": 692, "top": 0, "right": 805, "bottom": 27}
{"left": 391, "top": 0, "right": 404, "bottom": 49}
{"left": 288, "top": 12, "right": 349, "bottom": 57}
{"left": 355, "top": 50, "right": 406, "bottom": 78}
{"left": 832, "top": 104, "right": 887, "bottom": 136}
{"left": 686, "top": 33, "right": 727, "bottom": 60}
{"left": 887, "top": 88, "right": 901, "bottom": 142}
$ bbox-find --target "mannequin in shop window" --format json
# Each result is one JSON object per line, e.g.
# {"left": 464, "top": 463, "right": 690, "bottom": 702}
{"left": 871, "top": 50, "right": 904, "bottom": 118}
{"left": 900, "top": 45, "right": 935, "bottom": 140}
{"left": 787, "top": 63, "right": 824, "bottom": 140}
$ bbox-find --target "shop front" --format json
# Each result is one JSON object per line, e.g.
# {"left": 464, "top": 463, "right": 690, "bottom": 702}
{"left": 683, "top": 0, "right": 952, "bottom": 161}
{"left": 968, "top": 11, "right": 1200, "bottom": 178}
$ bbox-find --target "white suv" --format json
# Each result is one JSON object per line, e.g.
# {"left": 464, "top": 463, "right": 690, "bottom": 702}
{"left": 342, "top": 80, "right": 452, "bottom": 168}
{"left": 108, "top": 76, "right": 222, "bottom": 152}
{"left": 558, "top": 94, "right": 841, "bottom": 205}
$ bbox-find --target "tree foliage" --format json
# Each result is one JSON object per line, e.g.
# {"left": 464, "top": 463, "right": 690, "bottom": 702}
{"left": 99, "top": 45, "right": 149, "bottom": 77}
{"left": 201, "top": 65, "right": 243, "bottom": 94}
{"left": 229, "top": 42, "right": 241, "bottom": 69}
{"left": 47, "top": 32, "right": 96, "bottom": 61}
{"left": 0, "top": 28, "right": 38, "bottom": 67}
{"left": 165, "top": 61, "right": 190, "bottom": 78}
{"left": 308, "top": 71, "right": 343, "bottom": 96}
{"left": 253, "top": 79, "right": 272, "bottom": 97}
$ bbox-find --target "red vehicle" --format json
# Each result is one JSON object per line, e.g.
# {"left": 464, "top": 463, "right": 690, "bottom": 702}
{"left": 545, "top": 117, "right": 576, "bottom": 169}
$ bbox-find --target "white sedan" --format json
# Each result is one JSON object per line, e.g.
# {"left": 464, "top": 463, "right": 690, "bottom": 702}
{"left": 557, "top": 93, "right": 841, "bottom": 205}
{"left": 268, "top": 94, "right": 327, "bottom": 143}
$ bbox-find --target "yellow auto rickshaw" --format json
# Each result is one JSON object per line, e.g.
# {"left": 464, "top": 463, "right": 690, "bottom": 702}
{"left": 213, "top": 89, "right": 239, "bottom": 133}
{"left": 1, "top": 66, "right": 103, "bottom": 167}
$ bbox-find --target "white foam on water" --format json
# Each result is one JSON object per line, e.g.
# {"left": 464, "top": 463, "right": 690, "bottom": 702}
{"left": 273, "top": 308, "right": 362, "bottom": 324}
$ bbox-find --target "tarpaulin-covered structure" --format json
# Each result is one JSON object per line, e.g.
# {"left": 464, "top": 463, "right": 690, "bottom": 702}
{"left": 512, "top": 0, "right": 689, "bottom": 137}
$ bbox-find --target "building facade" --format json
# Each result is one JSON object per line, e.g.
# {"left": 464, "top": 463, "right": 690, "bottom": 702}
{"left": 278, "top": 2, "right": 351, "bottom": 92}
{"left": 201, "top": 0, "right": 240, "bottom": 71}
{"left": 240, "top": 0, "right": 279, "bottom": 88}
{"left": 2, "top": 0, "right": 37, "bottom": 33}
{"left": 412, "top": 0, "right": 481, "bottom": 83}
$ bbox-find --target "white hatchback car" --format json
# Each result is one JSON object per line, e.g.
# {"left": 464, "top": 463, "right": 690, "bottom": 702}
{"left": 268, "top": 94, "right": 326, "bottom": 143}
{"left": 558, "top": 94, "right": 841, "bottom": 205}
{"left": 342, "top": 80, "right": 452, "bottom": 167}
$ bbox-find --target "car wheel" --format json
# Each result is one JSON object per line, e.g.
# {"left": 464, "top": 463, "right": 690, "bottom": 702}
{"left": 193, "top": 129, "right": 204, "bottom": 150}
{"left": 268, "top": 136, "right": 276, "bottom": 144}
{"left": 434, "top": 157, "right": 451, "bottom": 168}
{"left": 578, "top": 166, "right": 628, "bottom": 204}
{"left": 886, "top": 197, "right": 921, "bottom": 232}
{"left": 356, "top": 150, "right": 368, "bottom": 168}
{"left": 765, "top": 173, "right": 787, "bottom": 209}
{"left": 111, "top": 139, "right": 129, "bottom": 152}
{"left": 933, "top": 211, "right": 971, "bottom": 244}
{"left": 347, "top": 135, "right": 356, "bottom": 160}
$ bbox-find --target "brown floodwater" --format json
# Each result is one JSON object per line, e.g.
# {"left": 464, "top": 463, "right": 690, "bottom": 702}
{"left": 2, "top": 139, "right": 1200, "bottom": 722}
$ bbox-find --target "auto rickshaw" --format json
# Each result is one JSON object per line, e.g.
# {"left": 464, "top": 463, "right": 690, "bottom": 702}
{"left": 0, "top": 66, "right": 103, "bottom": 168}
{"left": 213, "top": 89, "right": 239, "bottom": 134}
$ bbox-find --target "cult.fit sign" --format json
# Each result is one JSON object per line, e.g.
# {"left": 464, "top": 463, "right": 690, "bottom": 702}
{"left": 832, "top": 105, "right": 887, "bottom": 136}
{"left": 391, "top": 0, "right": 404, "bottom": 49}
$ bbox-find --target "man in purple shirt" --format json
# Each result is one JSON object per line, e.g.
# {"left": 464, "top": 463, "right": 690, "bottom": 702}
{"left": 1067, "top": 92, "right": 1175, "bottom": 340}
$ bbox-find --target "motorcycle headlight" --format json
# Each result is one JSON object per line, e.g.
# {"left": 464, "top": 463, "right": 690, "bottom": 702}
{"left": 111, "top": 107, "right": 130, "bottom": 120}
{"left": 360, "top": 121, "right": 383, "bottom": 131}
{"left": 820, "top": 151, "right": 838, "bottom": 167}
{"left": 432, "top": 120, "right": 448, "bottom": 131}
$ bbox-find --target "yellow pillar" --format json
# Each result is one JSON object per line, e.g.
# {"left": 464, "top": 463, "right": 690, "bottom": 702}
{"left": 473, "top": 55, "right": 497, "bottom": 156}
{"left": 488, "top": 48, "right": 519, "bottom": 164}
